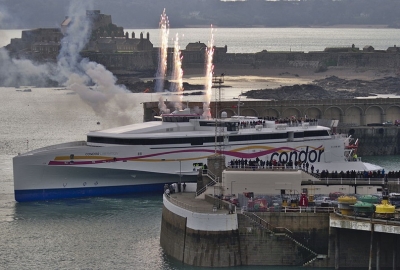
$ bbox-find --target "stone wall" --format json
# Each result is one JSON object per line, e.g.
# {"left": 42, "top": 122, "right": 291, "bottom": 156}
{"left": 160, "top": 206, "right": 187, "bottom": 262}
{"left": 331, "top": 227, "right": 399, "bottom": 269}
{"left": 238, "top": 212, "right": 331, "bottom": 266}
{"left": 338, "top": 126, "right": 400, "bottom": 156}
{"left": 200, "top": 51, "right": 400, "bottom": 70}
{"left": 81, "top": 51, "right": 155, "bottom": 71}
{"left": 161, "top": 207, "right": 400, "bottom": 268}
{"left": 160, "top": 205, "right": 241, "bottom": 267}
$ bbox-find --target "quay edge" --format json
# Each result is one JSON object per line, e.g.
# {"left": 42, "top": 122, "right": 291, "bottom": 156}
{"left": 161, "top": 192, "right": 400, "bottom": 268}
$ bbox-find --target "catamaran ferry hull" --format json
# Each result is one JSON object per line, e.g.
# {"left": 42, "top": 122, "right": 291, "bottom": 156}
{"left": 13, "top": 137, "right": 378, "bottom": 201}
{"left": 13, "top": 108, "right": 382, "bottom": 202}
{"left": 13, "top": 163, "right": 197, "bottom": 202}
{"left": 13, "top": 143, "right": 200, "bottom": 202}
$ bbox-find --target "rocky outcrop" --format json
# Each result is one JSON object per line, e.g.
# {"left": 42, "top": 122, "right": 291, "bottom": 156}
{"left": 243, "top": 76, "right": 400, "bottom": 100}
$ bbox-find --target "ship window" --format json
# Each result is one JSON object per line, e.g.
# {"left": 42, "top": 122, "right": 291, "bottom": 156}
{"left": 193, "top": 163, "right": 203, "bottom": 167}
{"left": 226, "top": 122, "right": 239, "bottom": 131}
{"left": 87, "top": 132, "right": 288, "bottom": 146}
{"left": 294, "top": 132, "right": 304, "bottom": 138}
{"left": 303, "top": 130, "right": 329, "bottom": 137}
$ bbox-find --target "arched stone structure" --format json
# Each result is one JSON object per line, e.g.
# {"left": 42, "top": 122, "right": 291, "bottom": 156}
{"left": 385, "top": 106, "right": 400, "bottom": 122}
{"left": 240, "top": 108, "right": 258, "bottom": 117}
{"left": 282, "top": 108, "right": 301, "bottom": 118}
{"left": 343, "top": 106, "right": 362, "bottom": 126}
{"left": 143, "top": 99, "right": 400, "bottom": 124}
{"left": 261, "top": 108, "right": 279, "bottom": 118}
{"left": 304, "top": 107, "right": 322, "bottom": 119}
{"left": 324, "top": 106, "right": 342, "bottom": 120}
{"left": 365, "top": 105, "right": 384, "bottom": 124}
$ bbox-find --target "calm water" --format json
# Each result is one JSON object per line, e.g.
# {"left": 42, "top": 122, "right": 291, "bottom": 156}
{"left": 0, "top": 87, "right": 345, "bottom": 270}
{"left": 1, "top": 88, "right": 399, "bottom": 270}
{"left": 2, "top": 28, "right": 400, "bottom": 53}
{"left": 1, "top": 28, "right": 400, "bottom": 269}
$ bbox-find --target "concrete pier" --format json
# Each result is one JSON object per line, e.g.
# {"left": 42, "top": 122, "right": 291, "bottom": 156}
{"left": 160, "top": 191, "right": 400, "bottom": 268}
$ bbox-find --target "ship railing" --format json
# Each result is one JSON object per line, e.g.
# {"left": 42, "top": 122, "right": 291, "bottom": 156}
{"left": 226, "top": 165, "right": 298, "bottom": 171}
{"left": 22, "top": 140, "right": 87, "bottom": 155}
{"left": 237, "top": 121, "right": 318, "bottom": 130}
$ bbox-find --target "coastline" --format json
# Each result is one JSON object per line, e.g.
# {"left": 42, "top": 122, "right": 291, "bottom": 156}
{"left": 183, "top": 66, "right": 397, "bottom": 91}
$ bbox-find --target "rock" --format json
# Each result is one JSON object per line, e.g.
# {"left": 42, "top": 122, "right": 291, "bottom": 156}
{"left": 242, "top": 76, "right": 400, "bottom": 100}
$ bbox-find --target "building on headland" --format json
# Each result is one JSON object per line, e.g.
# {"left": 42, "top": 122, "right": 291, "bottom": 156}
{"left": 5, "top": 10, "right": 400, "bottom": 74}
{"left": 6, "top": 28, "right": 63, "bottom": 61}
{"left": 88, "top": 32, "right": 153, "bottom": 53}
{"left": 5, "top": 10, "right": 154, "bottom": 62}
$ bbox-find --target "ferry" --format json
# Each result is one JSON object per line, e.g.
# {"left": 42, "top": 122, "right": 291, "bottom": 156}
{"left": 13, "top": 108, "right": 381, "bottom": 202}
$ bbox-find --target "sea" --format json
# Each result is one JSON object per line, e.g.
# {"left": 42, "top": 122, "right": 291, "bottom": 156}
{"left": 1, "top": 28, "right": 400, "bottom": 270}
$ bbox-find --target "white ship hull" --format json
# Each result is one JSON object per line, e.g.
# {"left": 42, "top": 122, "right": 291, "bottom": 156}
{"left": 14, "top": 136, "right": 379, "bottom": 202}
{"left": 13, "top": 108, "right": 381, "bottom": 202}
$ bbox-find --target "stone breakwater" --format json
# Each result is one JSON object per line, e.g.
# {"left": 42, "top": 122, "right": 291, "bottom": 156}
{"left": 161, "top": 196, "right": 400, "bottom": 268}
{"left": 81, "top": 49, "right": 400, "bottom": 81}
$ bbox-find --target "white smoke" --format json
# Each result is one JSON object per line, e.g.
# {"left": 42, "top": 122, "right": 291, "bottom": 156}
{"left": 0, "top": 0, "right": 136, "bottom": 126}
{"left": 56, "top": 1, "right": 93, "bottom": 84}
{"left": 0, "top": 48, "right": 52, "bottom": 87}
{"left": 55, "top": 1, "right": 135, "bottom": 125}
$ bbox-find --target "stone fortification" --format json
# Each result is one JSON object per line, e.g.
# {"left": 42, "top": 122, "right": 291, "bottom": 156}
{"left": 5, "top": 9, "right": 400, "bottom": 78}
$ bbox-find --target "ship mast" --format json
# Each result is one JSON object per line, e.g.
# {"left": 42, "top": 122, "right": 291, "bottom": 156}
{"left": 213, "top": 74, "right": 224, "bottom": 155}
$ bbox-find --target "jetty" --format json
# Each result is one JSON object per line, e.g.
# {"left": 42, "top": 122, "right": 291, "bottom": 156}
{"left": 160, "top": 158, "right": 400, "bottom": 269}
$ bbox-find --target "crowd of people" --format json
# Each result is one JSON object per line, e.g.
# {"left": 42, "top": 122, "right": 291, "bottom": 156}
{"left": 318, "top": 169, "right": 388, "bottom": 179}
{"left": 227, "top": 158, "right": 400, "bottom": 180}
{"left": 228, "top": 158, "right": 299, "bottom": 171}
{"left": 238, "top": 116, "right": 318, "bottom": 129}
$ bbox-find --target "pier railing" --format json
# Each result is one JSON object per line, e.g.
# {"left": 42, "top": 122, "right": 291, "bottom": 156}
{"left": 240, "top": 211, "right": 320, "bottom": 266}
{"left": 303, "top": 177, "right": 400, "bottom": 186}
{"left": 195, "top": 170, "right": 218, "bottom": 197}
{"left": 22, "top": 140, "right": 87, "bottom": 155}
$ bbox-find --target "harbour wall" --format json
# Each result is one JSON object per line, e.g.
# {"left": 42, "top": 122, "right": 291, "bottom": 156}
{"left": 337, "top": 126, "right": 400, "bottom": 156}
{"left": 81, "top": 50, "right": 400, "bottom": 72}
{"left": 160, "top": 195, "right": 240, "bottom": 267}
{"left": 161, "top": 205, "right": 400, "bottom": 268}
{"left": 143, "top": 100, "right": 400, "bottom": 157}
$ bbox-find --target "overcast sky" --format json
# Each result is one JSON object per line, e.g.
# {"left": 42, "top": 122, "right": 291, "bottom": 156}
{"left": 1, "top": 0, "right": 400, "bottom": 29}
